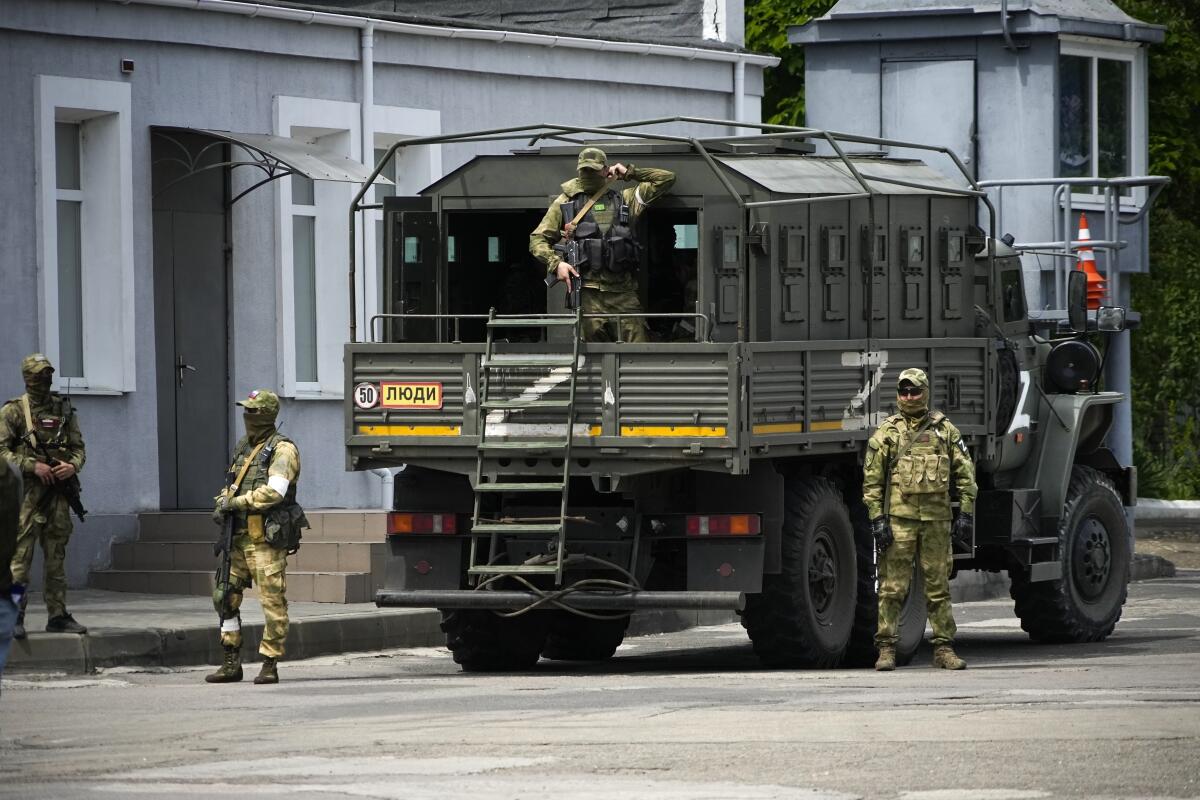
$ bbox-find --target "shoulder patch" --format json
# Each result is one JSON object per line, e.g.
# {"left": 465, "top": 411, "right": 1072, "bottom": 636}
{"left": 956, "top": 437, "right": 970, "bottom": 456}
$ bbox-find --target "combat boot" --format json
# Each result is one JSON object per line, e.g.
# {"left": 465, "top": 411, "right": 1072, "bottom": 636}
{"left": 254, "top": 656, "right": 279, "bottom": 685}
{"left": 933, "top": 644, "right": 967, "bottom": 670}
{"left": 874, "top": 645, "right": 896, "bottom": 671}
{"left": 45, "top": 613, "right": 87, "bottom": 634}
{"left": 205, "top": 646, "right": 243, "bottom": 683}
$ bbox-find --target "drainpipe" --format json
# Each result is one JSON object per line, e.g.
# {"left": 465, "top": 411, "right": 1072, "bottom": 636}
{"left": 359, "top": 22, "right": 375, "bottom": 343}
{"left": 1000, "top": 0, "right": 1018, "bottom": 53}
{"left": 732, "top": 59, "right": 745, "bottom": 135}
{"left": 370, "top": 467, "right": 397, "bottom": 511}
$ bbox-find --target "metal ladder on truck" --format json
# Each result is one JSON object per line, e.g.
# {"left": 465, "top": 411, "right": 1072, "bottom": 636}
{"left": 468, "top": 308, "right": 584, "bottom": 585}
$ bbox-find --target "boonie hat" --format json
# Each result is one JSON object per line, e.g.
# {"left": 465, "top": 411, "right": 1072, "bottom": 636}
{"left": 577, "top": 147, "right": 608, "bottom": 172}
{"left": 236, "top": 388, "right": 280, "bottom": 415}
{"left": 20, "top": 353, "right": 54, "bottom": 378}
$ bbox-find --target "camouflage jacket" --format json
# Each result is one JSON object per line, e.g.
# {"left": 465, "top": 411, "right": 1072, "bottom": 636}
{"left": 863, "top": 410, "right": 977, "bottom": 521}
{"left": 219, "top": 431, "right": 301, "bottom": 517}
{"left": 0, "top": 393, "right": 86, "bottom": 482}
{"left": 529, "top": 165, "right": 675, "bottom": 292}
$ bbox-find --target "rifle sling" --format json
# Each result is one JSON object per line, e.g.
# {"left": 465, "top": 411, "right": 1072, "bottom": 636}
{"left": 230, "top": 441, "right": 268, "bottom": 496}
{"left": 564, "top": 178, "right": 617, "bottom": 234}
{"left": 19, "top": 394, "right": 38, "bottom": 452}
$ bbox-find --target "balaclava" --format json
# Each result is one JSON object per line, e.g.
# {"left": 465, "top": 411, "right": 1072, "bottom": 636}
{"left": 20, "top": 353, "right": 55, "bottom": 404}
{"left": 236, "top": 389, "right": 280, "bottom": 443}
{"left": 896, "top": 367, "right": 930, "bottom": 420}
{"left": 576, "top": 147, "right": 608, "bottom": 194}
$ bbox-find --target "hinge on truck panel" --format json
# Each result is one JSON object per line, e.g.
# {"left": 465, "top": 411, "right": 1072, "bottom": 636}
{"left": 747, "top": 222, "right": 770, "bottom": 255}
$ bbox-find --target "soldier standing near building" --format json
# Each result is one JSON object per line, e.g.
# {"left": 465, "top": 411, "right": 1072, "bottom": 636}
{"left": 529, "top": 147, "right": 675, "bottom": 342}
{"left": 0, "top": 354, "right": 87, "bottom": 639}
{"left": 206, "top": 389, "right": 302, "bottom": 685}
{"left": 863, "top": 368, "right": 976, "bottom": 671}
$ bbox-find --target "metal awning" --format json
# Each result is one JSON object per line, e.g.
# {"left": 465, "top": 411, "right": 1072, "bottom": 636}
{"left": 717, "top": 156, "right": 966, "bottom": 196}
{"left": 152, "top": 126, "right": 390, "bottom": 204}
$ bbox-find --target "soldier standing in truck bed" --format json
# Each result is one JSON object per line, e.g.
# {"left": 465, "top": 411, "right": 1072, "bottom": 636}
{"left": 529, "top": 147, "right": 675, "bottom": 343}
{"left": 863, "top": 368, "right": 977, "bottom": 671}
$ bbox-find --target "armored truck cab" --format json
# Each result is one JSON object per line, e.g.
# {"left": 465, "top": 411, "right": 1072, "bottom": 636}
{"left": 345, "top": 119, "right": 1140, "bottom": 670}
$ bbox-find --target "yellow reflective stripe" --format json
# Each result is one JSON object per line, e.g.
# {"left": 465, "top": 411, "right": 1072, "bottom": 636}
{"left": 809, "top": 420, "right": 844, "bottom": 432}
{"left": 358, "top": 425, "right": 461, "bottom": 436}
{"left": 585, "top": 425, "right": 603, "bottom": 437}
{"left": 620, "top": 425, "right": 726, "bottom": 437}
{"left": 752, "top": 422, "right": 804, "bottom": 435}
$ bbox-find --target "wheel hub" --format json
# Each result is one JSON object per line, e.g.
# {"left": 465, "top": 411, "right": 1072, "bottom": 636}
{"left": 808, "top": 530, "right": 838, "bottom": 616}
{"left": 1073, "top": 515, "right": 1112, "bottom": 600}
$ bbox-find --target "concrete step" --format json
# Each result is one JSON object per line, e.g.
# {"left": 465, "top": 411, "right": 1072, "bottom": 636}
{"left": 89, "top": 568, "right": 373, "bottom": 604}
{"left": 110, "top": 540, "right": 386, "bottom": 575}
{"left": 137, "top": 510, "right": 389, "bottom": 543}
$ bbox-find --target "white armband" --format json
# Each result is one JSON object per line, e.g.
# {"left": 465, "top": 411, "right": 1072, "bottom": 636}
{"left": 267, "top": 475, "right": 291, "bottom": 496}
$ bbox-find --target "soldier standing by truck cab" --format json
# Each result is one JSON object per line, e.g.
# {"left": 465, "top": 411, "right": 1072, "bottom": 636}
{"left": 863, "top": 368, "right": 977, "bottom": 671}
{"left": 207, "top": 389, "right": 303, "bottom": 685}
{"left": 0, "top": 354, "right": 87, "bottom": 639}
{"left": 529, "top": 147, "right": 675, "bottom": 342}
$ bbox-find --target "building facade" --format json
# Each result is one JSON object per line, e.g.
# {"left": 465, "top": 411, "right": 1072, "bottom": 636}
{"left": 0, "top": 0, "right": 774, "bottom": 586}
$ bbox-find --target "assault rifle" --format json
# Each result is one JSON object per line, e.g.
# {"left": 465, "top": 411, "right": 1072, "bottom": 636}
{"left": 547, "top": 237, "right": 584, "bottom": 310}
{"left": 213, "top": 467, "right": 238, "bottom": 624}
{"left": 28, "top": 386, "right": 87, "bottom": 523}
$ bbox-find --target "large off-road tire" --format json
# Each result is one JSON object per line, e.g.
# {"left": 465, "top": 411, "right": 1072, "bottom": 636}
{"left": 541, "top": 612, "right": 630, "bottom": 661}
{"left": 440, "top": 609, "right": 548, "bottom": 672}
{"left": 841, "top": 507, "right": 927, "bottom": 668}
{"left": 740, "top": 477, "right": 857, "bottom": 668}
{"left": 1010, "top": 466, "right": 1130, "bottom": 643}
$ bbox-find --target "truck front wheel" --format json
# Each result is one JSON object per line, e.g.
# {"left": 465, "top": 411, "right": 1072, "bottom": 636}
{"left": 740, "top": 476, "right": 857, "bottom": 668}
{"left": 441, "top": 609, "right": 548, "bottom": 672}
{"left": 1010, "top": 466, "right": 1130, "bottom": 643}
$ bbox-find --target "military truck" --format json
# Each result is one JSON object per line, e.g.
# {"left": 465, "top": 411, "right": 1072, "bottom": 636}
{"left": 345, "top": 117, "right": 1146, "bottom": 671}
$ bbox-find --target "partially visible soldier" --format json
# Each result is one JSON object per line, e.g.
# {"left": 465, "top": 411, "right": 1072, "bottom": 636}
{"left": 1, "top": 461, "right": 21, "bottom": 685}
{"left": 206, "top": 389, "right": 302, "bottom": 685}
{"left": 0, "top": 354, "right": 87, "bottom": 638}
{"left": 529, "top": 147, "right": 675, "bottom": 343}
{"left": 863, "top": 368, "right": 977, "bottom": 671}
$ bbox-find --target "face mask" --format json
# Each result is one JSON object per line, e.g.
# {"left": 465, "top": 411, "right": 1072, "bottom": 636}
{"left": 578, "top": 170, "right": 605, "bottom": 194}
{"left": 24, "top": 373, "right": 52, "bottom": 401}
{"left": 897, "top": 391, "right": 928, "bottom": 417}
{"left": 243, "top": 412, "right": 276, "bottom": 441}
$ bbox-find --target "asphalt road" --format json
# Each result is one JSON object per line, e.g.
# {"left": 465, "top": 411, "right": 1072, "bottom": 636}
{"left": 2, "top": 574, "right": 1198, "bottom": 800}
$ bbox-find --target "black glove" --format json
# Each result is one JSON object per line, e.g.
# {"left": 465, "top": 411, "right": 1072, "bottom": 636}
{"left": 870, "top": 516, "right": 893, "bottom": 554}
{"left": 211, "top": 494, "right": 231, "bottom": 528}
{"left": 952, "top": 511, "right": 974, "bottom": 553}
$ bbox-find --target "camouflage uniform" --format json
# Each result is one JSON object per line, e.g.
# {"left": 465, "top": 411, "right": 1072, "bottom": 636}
{"left": 0, "top": 354, "right": 87, "bottom": 635}
{"left": 863, "top": 368, "right": 976, "bottom": 668}
{"left": 207, "top": 389, "right": 301, "bottom": 685}
{"left": 529, "top": 147, "right": 675, "bottom": 342}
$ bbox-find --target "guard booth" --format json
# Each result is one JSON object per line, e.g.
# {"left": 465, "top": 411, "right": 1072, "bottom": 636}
{"left": 790, "top": 0, "right": 1167, "bottom": 467}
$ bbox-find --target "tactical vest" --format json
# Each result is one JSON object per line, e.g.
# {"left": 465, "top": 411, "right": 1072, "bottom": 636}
{"left": 560, "top": 189, "right": 641, "bottom": 275}
{"left": 230, "top": 431, "right": 306, "bottom": 551}
{"left": 6, "top": 394, "right": 73, "bottom": 464}
{"left": 887, "top": 412, "right": 952, "bottom": 496}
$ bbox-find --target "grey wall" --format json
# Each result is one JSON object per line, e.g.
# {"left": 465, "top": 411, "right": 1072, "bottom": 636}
{"left": 0, "top": 0, "right": 765, "bottom": 586}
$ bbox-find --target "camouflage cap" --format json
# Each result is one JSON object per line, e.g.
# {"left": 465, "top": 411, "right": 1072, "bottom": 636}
{"left": 577, "top": 147, "right": 607, "bottom": 172}
{"left": 897, "top": 368, "right": 929, "bottom": 390}
{"left": 236, "top": 388, "right": 280, "bottom": 415}
{"left": 20, "top": 353, "right": 54, "bottom": 378}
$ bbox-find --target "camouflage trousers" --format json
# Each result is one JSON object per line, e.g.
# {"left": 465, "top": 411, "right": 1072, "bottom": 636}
{"left": 217, "top": 533, "right": 289, "bottom": 659}
{"left": 581, "top": 287, "right": 647, "bottom": 343}
{"left": 10, "top": 488, "right": 73, "bottom": 618}
{"left": 875, "top": 516, "right": 957, "bottom": 647}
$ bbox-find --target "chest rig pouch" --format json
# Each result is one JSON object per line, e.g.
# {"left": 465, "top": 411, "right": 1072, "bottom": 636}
{"left": 560, "top": 190, "right": 641, "bottom": 276}
{"left": 891, "top": 419, "right": 951, "bottom": 495}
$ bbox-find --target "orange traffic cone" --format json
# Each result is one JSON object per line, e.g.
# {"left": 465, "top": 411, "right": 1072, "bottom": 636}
{"left": 1075, "top": 212, "right": 1106, "bottom": 310}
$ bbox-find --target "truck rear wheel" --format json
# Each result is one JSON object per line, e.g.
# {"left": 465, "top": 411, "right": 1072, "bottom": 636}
{"left": 842, "top": 533, "right": 927, "bottom": 669}
{"left": 1010, "top": 466, "right": 1130, "bottom": 643}
{"left": 441, "top": 609, "right": 547, "bottom": 672}
{"left": 541, "top": 612, "right": 630, "bottom": 661}
{"left": 740, "top": 477, "right": 856, "bottom": 668}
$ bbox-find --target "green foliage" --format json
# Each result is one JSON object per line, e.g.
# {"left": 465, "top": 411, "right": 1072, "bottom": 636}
{"left": 744, "top": 0, "right": 836, "bottom": 126}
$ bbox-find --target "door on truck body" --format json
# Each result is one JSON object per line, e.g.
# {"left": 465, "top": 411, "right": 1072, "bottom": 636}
{"left": 382, "top": 196, "right": 437, "bottom": 342}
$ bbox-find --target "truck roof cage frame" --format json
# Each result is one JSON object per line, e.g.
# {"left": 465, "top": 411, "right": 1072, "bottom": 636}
{"left": 348, "top": 117, "right": 1000, "bottom": 343}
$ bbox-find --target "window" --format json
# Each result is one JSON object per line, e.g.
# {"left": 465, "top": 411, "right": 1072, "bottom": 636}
{"left": 1058, "top": 39, "right": 1146, "bottom": 203}
{"left": 37, "top": 77, "right": 135, "bottom": 393}
{"left": 291, "top": 175, "right": 318, "bottom": 384}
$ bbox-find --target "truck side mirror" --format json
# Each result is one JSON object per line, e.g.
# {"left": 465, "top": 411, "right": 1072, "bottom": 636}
{"left": 1096, "top": 305, "right": 1127, "bottom": 332}
{"left": 1067, "top": 270, "right": 1087, "bottom": 333}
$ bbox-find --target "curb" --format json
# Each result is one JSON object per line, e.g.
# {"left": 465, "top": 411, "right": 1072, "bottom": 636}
{"left": 1131, "top": 553, "right": 1176, "bottom": 581}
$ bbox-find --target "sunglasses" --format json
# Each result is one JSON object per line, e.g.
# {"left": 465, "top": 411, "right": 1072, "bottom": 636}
{"left": 243, "top": 407, "right": 266, "bottom": 415}
{"left": 898, "top": 387, "right": 924, "bottom": 398}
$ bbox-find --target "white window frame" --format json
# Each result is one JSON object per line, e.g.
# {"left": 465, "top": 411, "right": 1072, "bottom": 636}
{"left": 275, "top": 97, "right": 360, "bottom": 399}
{"left": 365, "top": 105, "right": 442, "bottom": 336}
{"left": 1058, "top": 36, "right": 1148, "bottom": 209}
{"left": 35, "top": 76, "right": 135, "bottom": 394}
